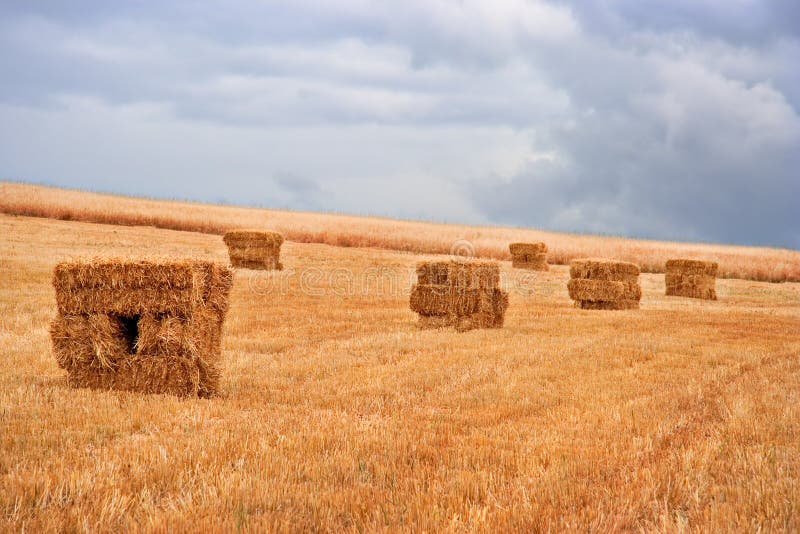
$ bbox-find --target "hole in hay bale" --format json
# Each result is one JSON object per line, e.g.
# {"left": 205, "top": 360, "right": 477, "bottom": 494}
{"left": 118, "top": 314, "right": 140, "bottom": 354}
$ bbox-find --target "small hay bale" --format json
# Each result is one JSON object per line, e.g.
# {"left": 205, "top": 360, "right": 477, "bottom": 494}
{"left": 50, "top": 258, "right": 234, "bottom": 397}
{"left": 410, "top": 260, "right": 508, "bottom": 331}
{"left": 509, "top": 242, "right": 548, "bottom": 271}
{"left": 665, "top": 259, "right": 718, "bottom": 300}
{"left": 223, "top": 229, "right": 284, "bottom": 270}
{"left": 568, "top": 258, "right": 641, "bottom": 310}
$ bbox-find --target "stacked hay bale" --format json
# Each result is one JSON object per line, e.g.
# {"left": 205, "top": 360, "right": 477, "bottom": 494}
{"left": 223, "top": 229, "right": 283, "bottom": 270}
{"left": 509, "top": 242, "right": 548, "bottom": 271}
{"left": 568, "top": 258, "right": 641, "bottom": 310}
{"left": 665, "top": 259, "right": 718, "bottom": 300}
{"left": 409, "top": 260, "right": 509, "bottom": 331}
{"left": 50, "top": 258, "right": 234, "bottom": 397}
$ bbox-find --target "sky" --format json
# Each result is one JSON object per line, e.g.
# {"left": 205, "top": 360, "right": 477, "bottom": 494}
{"left": 0, "top": 0, "right": 798, "bottom": 248}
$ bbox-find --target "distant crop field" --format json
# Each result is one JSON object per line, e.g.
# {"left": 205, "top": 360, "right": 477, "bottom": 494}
{"left": 2, "top": 181, "right": 799, "bottom": 282}
{"left": 1, "top": 213, "right": 798, "bottom": 531}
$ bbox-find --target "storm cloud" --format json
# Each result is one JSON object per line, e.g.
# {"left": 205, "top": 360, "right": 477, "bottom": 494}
{"left": 0, "top": 1, "right": 797, "bottom": 246}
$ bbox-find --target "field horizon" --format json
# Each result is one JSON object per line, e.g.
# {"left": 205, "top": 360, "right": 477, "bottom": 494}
{"left": 2, "top": 181, "right": 799, "bottom": 283}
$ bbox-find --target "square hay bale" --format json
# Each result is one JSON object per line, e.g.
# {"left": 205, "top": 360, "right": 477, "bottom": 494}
{"left": 509, "top": 243, "right": 548, "bottom": 271}
{"left": 568, "top": 258, "right": 641, "bottom": 310}
{"left": 223, "top": 229, "right": 284, "bottom": 270}
{"left": 569, "top": 258, "right": 640, "bottom": 282}
{"left": 567, "top": 279, "right": 641, "bottom": 302}
{"left": 665, "top": 259, "right": 718, "bottom": 300}
{"left": 50, "top": 258, "right": 234, "bottom": 397}
{"left": 410, "top": 260, "right": 508, "bottom": 331}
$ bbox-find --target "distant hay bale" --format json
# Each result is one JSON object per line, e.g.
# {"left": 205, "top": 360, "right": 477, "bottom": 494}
{"left": 509, "top": 242, "right": 548, "bottom": 271}
{"left": 665, "top": 259, "right": 718, "bottom": 300}
{"left": 223, "top": 229, "right": 283, "bottom": 270}
{"left": 410, "top": 260, "right": 508, "bottom": 331}
{"left": 50, "top": 258, "right": 234, "bottom": 397}
{"left": 568, "top": 258, "right": 641, "bottom": 310}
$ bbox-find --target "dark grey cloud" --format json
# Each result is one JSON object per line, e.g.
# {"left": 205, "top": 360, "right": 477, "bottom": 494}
{"left": 0, "top": 0, "right": 797, "bottom": 247}
{"left": 467, "top": 1, "right": 800, "bottom": 248}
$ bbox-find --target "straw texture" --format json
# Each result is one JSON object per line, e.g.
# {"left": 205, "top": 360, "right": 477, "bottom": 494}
{"left": 509, "top": 242, "right": 548, "bottom": 271}
{"left": 410, "top": 260, "right": 508, "bottom": 331}
{"left": 223, "top": 229, "right": 284, "bottom": 270}
{"left": 50, "top": 258, "right": 233, "bottom": 397}
{"left": 665, "top": 259, "right": 718, "bottom": 300}
{"left": 568, "top": 258, "right": 641, "bottom": 310}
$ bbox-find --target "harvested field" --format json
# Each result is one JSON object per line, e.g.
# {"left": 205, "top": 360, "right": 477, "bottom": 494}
{"left": 1, "top": 214, "right": 800, "bottom": 531}
{"left": 2, "top": 181, "right": 799, "bottom": 282}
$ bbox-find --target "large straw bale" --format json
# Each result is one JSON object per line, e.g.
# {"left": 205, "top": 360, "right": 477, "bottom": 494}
{"left": 568, "top": 257, "right": 641, "bottom": 311}
{"left": 411, "top": 260, "right": 507, "bottom": 331}
{"left": 50, "top": 258, "right": 233, "bottom": 397}
{"left": 665, "top": 260, "right": 717, "bottom": 300}
{"left": 509, "top": 243, "right": 549, "bottom": 271}
{"left": 224, "top": 230, "right": 283, "bottom": 271}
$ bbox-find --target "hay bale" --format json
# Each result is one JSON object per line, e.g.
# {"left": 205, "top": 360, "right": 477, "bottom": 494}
{"left": 665, "top": 259, "right": 718, "bottom": 300}
{"left": 568, "top": 258, "right": 641, "bottom": 310}
{"left": 416, "top": 261, "right": 500, "bottom": 289}
{"left": 223, "top": 229, "right": 283, "bottom": 270}
{"left": 50, "top": 258, "right": 234, "bottom": 397}
{"left": 665, "top": 259, "right": 718, "bottom": 277}
{"left": 567, "top": 279, "right": 641, "bottom": 302}
{"left": 410, "top": 260, "right": 508, "bottom": 331}
{"left": 509, "top": 243, "right": 548, "bottom": 271}
{"left": 569, "top": 258, "right": 640, "bottom": 281}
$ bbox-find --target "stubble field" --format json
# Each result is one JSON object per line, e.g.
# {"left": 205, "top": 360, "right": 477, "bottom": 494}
{"left": 1, "top": 213, "right": 799, "bottom": 532}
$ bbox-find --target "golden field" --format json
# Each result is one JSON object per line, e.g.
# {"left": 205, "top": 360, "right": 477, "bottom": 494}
{"left": 1, "top": 212, "right": 799, "bottom": 532}
{"left": 2, "top": 181, "right": 799, "bottom": 283}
